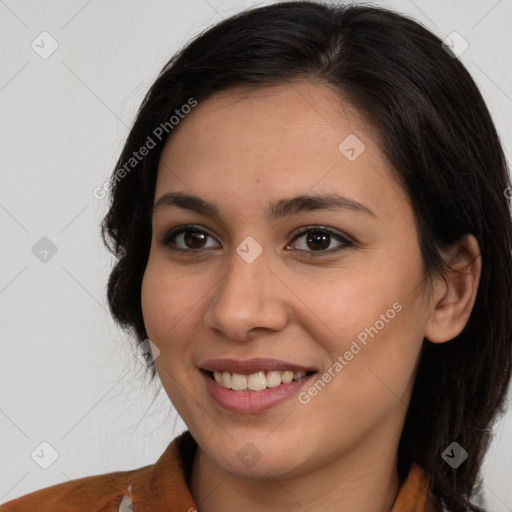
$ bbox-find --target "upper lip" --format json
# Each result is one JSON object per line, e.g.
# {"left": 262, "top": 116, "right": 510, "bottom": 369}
{"left": 199, "top": 358, "right": 317, "bottom": 375}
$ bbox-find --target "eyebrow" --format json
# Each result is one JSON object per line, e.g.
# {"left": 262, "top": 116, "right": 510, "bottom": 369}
{"left": 153, "top": 192, "right": 376, "bottom": 219}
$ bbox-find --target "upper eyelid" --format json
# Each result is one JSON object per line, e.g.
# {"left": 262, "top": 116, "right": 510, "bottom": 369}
{"left": 160, "top": 224, "right": 221, "bottom": 245}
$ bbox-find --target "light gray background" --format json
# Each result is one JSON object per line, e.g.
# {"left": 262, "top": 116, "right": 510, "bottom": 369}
{"left": 1, "top": 0, "right": 511, "bottom": 509}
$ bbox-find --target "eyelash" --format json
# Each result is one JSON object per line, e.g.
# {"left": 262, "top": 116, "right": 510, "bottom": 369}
{"left": 158, "top": 224, "right": 355, "bottom": 258}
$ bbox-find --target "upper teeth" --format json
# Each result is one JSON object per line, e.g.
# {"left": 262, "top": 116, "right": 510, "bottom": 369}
{"left": 212, "top": 370, "right": 308, "bottom": 391}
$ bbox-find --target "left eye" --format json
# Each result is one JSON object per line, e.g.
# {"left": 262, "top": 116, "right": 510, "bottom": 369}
{"left": 159, "top": 225, "right": 354, "bottom": 256}
{"left": 288, "top": 227, "right": 354, "bottom": 255}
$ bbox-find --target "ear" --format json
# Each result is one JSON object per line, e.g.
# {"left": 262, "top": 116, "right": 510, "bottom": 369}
{"left": 424, "top": 234, "right": 482, "bottom": 344}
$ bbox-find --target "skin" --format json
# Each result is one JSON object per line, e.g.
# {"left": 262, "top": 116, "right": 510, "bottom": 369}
{"left": 140, "top": 81, "right": 481, "bottom": 512}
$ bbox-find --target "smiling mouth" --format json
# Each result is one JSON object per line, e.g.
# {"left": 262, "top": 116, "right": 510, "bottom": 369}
{"left": 206, "top": 369, "right": 316, "bottom": 391}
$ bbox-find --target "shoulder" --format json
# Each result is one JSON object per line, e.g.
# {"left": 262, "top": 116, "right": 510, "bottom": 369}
{"left": 0, "top": 431, "right": 198, "bottom": 512}
{"left": 0, "top": 465, "right": 151, "bottom": 512}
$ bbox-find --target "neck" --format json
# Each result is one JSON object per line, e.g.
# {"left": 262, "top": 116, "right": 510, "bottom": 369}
{"left": 189, "top": 425, "right": 403, "bottom": 512}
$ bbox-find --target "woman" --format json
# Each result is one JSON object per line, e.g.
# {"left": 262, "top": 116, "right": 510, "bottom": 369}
{"left": 2, "top": 1, "right": 511, "bottom": 511}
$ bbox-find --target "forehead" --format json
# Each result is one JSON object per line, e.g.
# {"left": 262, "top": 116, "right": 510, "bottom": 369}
{"left": 155, "top": 82, "right": 409, "bottom": 221}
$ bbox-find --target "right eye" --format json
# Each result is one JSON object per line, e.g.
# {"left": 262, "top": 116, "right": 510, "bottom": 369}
{"left": 159, "top": 225, "right": 221, "bottom": 253}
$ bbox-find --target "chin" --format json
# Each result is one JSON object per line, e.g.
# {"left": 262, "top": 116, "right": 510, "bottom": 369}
{"left": 204, "top": 435, "right": 312, "bottom": 480}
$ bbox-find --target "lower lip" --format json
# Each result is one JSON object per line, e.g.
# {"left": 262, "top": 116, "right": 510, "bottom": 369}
{"left": 201, "top": 370, "right": 316, "bottom": 413}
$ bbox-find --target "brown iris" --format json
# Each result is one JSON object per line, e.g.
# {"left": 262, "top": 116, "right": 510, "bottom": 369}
{"left": 184, "top": 231, "right": 207, "bottom": 249}
{"left": 305, "top": 232, "right": 330, "bottom": 251}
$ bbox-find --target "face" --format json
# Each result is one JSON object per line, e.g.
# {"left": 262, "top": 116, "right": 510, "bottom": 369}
{"left": 141, "top": 82, "right": 433, "bottom": 479}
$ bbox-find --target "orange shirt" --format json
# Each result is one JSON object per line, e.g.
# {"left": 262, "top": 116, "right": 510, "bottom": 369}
{"left": 1, "top": 431, "right": 435, "bottom": 511}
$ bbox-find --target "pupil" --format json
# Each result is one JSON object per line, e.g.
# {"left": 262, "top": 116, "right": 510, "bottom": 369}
{"left": 185, "top": 231, "right": 206, "bottom": 249}
{"left": 307, "top": 232, "right": 329, "bottom": 251}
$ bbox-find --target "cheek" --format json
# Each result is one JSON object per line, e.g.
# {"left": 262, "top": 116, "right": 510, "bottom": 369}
{"left": 304, "top": 251, "right": 426, "bottom": 396}
{"left": 140, "top": 257, "right": 200, "bottom": 411}
{"left": 140, "top": 254, "right": 193, "bottom": 356}
{"left": 304, "top": 265, "right": 412, "bottom": 350}
{"left": 141, "top": 264, "right": 170, "bottom": 341}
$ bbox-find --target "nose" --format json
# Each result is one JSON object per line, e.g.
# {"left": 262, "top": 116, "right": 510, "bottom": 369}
{"left": 203, "top": 243, "right": 289, "bottom": 341}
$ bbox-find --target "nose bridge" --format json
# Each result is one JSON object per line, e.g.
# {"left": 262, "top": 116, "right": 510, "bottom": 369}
{"left": 204, "top": 238, "right": 288, "bottom": 338}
